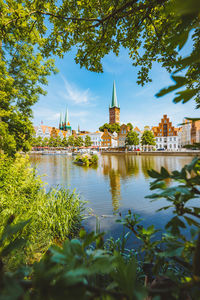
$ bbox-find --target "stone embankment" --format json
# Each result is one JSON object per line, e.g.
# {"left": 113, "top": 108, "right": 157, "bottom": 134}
{"left": 101, "top": 151, "right": 200, "bottom": 156}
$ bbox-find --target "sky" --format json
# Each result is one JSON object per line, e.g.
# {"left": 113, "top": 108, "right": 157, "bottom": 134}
{"left": 32, "top": 45, "right": 199, "bottom": 132}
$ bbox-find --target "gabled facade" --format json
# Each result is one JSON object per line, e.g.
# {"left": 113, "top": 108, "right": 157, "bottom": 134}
{"left": 152, "top": 115, "right": 180, "bottom": 150}
{"left": 34, "top": 125, "right": 69, "bottom": 140}
{"left": 101, "top": 129, "right": 117, "bottom": 148}
{"left": 118, "top": 124, "right": 130, "bottom": 147}
{"left": 109, "top": 81, "right": 120, "bottom": 124}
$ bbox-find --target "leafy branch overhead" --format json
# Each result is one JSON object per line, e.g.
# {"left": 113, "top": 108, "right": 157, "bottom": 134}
{"left": 1, "top": 0, "right": 200, "bottom": 155}
{"left": 1, "top": 0, "right": 200, "bottom": 91}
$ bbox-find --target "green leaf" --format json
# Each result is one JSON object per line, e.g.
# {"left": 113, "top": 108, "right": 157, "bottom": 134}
{"left": 185, "top": 157, "right": 199, "bottom": 173}
{"left": 0, "top": 219, "right": 31, "bottom": 244}
{"left": 156, "top": 76, "right": 187, "bottom": 97}
{"left": 166, "top": 217, "right": 186, "bottom": 235}
{"left": 173, "top": 89, "right": 198, "bottom": 104}
{"left": 1, "top": 238, "right": 27, "bottom": 257}
{"left": 184, "top": 216, "right": 200, "bottom": 227}
{"left": 147, "top": 169, "right": 162, "bottom": 179}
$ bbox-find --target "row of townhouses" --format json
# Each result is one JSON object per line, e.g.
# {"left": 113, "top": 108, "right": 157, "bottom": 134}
{"left": 34, "top": 115, "right": 200, "bottom": 150}
{"left": 34, "top": 82, "right": 200, "bottom": 150}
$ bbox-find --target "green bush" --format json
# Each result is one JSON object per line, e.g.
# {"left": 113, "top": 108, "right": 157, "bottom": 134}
{"left": 0, "top": 154, "right": 84, "bottom": 267}
{"left": 91, "top": 154, "right": 98, "bottom": 164}
{"left": 74, "top": 154, "right": 98, "bottom": 167}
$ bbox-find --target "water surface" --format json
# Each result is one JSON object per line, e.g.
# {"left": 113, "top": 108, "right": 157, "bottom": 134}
{"left": 30, "top": 154, "right": 193, "bottom": 240}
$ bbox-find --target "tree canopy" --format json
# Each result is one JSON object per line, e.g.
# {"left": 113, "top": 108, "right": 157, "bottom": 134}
{"left": 84, "top": 135, "right": 92, "bottom": 147}
{"left": 141, "top": 130, "right": 156, "bottom": 146}
{"left": 125, "top": 131, "right": 139, "bottom": 146}
{"left": 1, "top": 0, "right": 200, "bottom": 155}
{"left": 99, "top": 123, "right": 120, "bottom": 133}
{"left": 127, "top": 123, "right": 133, "bottom": 131}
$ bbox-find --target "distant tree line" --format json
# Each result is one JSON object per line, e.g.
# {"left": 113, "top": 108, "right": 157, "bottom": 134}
{"left": 99, "top": 122, "right": 134, "bottom": 133}
{"left": 32, "top": 135, "right": 92, "bottom": 148}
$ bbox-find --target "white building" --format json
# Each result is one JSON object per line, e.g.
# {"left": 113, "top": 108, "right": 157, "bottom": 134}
{"left": 80, "top": 131, "right": 103, "bottom": 147}
{"left": 34, "top": 125, "right": 70, "bottom": 140}
{"left": 154, "top": 136, "right": 180, "bottom": 151}
{"left": 181, "top": 119, "right": 191, "bottom": 146}
{"left": 111, "top": 132, "right": 118, "bottom": 148}
{"left": 152, "top": 115, "right": 181, "bottom": 151}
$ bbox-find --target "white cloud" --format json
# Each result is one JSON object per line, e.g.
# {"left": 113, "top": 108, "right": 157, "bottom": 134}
{"left": 33, "top": 108, "right": 60, "bottom": 122}
{"left": 70, "top": 111, "right": 89, "bottom": 117}
{"left": 60, "top": 75, "right": 94, "bottom": 105}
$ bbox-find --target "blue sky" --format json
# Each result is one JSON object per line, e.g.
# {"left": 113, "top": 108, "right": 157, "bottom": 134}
{"left": 33, "top": 46, "right": 199, "bottom": 132}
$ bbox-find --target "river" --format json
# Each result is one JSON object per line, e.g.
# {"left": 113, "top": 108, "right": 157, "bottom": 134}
{"left": 30, "top": 154, "right": 193, "bottom": 242}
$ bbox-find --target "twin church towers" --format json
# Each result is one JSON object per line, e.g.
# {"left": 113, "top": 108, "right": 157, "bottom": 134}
{"left": 109, "top": 81, "right": 120, "bottom": 124}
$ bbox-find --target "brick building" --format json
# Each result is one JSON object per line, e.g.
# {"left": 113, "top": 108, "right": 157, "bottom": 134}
{"left": 152, "top": 115, "right": 180, "bottom": 150}
{"left": 109, "top": 81, "right": 120, "bottom": 124}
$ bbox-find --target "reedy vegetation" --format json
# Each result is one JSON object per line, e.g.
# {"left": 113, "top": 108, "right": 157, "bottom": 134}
{"left": 0, "top": 154, "right": 84, "bottom": 267}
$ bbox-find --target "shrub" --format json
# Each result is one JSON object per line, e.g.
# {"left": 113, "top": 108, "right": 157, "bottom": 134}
{"left": 91, "top": 154, "right": 98, "bottom": 164}
{"left": 74, "top": 154, "right": 98, "bottom": 167}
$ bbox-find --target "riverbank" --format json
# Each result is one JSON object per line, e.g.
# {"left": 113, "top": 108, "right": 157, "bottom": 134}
{"left": 101, "top": 151, "right": 200, "bottom": 156}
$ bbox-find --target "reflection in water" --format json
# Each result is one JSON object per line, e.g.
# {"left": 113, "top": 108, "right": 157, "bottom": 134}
{"left": 100, "top": 154, "right": 191, "bottom": 211}
{"left": 30, "top": 154, "right": 192, "bottom": 223}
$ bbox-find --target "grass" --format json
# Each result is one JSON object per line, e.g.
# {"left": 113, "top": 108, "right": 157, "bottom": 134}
{"left": 0, "top": 153, "right": 85, "bottom": 268}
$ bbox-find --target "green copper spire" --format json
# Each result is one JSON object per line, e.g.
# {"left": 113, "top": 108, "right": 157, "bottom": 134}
{"left": 59, "top": 112, "right": 62, "bottom": 127}
{"left": 111, "top": 81, "right": 119, "bottom": 108}
{"left": 64, "top": 108, "right": 69, "bottom": 124}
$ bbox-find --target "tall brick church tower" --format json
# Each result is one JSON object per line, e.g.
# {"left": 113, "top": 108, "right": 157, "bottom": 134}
{"left": 109, "top": 81, "right": 120, "bottom": 124}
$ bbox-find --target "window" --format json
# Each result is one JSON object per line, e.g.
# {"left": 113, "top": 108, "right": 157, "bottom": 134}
{"left": 160, "top": 138, "right": 162, "bottom": 141}
{"left": 174, "top": 144, "right": 176, "bottom": 148}
{"left": 170, "top": 138, "right": 172, "bottom": 141}
{"left": 174, "top": 137, "right": 176, "bottom": 141}
{"left": 160, "top": 129, "right": 162, "bottom": 132}
{"left": 163, "top": 124, "right": 168, "bottom": 136}
{"left": 124, "top": 130, "right": 126, "bottom": 134}
{"left": 164, "top": 120, "right": 167, "bottom": 123}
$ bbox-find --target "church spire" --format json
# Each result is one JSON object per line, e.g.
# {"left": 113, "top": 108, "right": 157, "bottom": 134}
{"left": 111, "top": 81, "right": 119, "bottom": 108}
{"left": 59, "top": 112, "right": 62, "bottom": 128}
{"left": 64, "top": 108, "right": 69, "bottom": 124}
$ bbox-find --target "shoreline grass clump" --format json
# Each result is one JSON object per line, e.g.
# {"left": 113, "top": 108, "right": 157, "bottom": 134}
{"left": 0, "top": 153, "right": 84, "bottom": 268}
